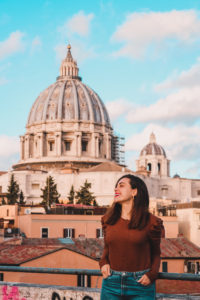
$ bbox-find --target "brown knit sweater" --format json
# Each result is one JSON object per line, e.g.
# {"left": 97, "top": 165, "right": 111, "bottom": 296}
{"left": 99, "top": 213, "right": 164, "bottom": 282}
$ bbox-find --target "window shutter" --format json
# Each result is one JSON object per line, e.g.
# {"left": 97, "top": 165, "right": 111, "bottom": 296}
{"left": 96, "top": 229, "right": 100, "bottom": 238}
{"left": 87, "top": 275, "right": 91, "bottom": 287}
{"left": 77, "top": 274, "right": 81, "bottom": 287}
{"left": 63, "top": 229, "right": 67, "bottom": 238}
{"left": 72, "top": 228, "right": 75, "bottom": 238}
{"left": 162, "top": 261, "right": 168, "bottom": 272}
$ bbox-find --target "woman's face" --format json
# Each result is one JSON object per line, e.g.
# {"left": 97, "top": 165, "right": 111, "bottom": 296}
{"left": 114, "top": 177, "right": 137, "bottom": 203}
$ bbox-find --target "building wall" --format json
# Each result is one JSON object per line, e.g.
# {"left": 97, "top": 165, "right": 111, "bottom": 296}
{"left": 0, "top": 205, "right": 17, "bottom": 221}
{"left": 176, "top": 208, "right": 200, "bottom": 247}
{"left": 3, "top": 248, "right": 102, "bottom": 289}
{"left": 162, "top": 216, "right": 178, "bottom": 238}
{"left": 17, "top": 214, "right": 177, "bottom": 239}
{"left": 0, "top": 203, "right": 178, "bottom": 239}
{"left": 1, "top": 169, "right": 200, "bottom": 206}
{"left": 19, "top": 214, "right": 102, "bottom": 238}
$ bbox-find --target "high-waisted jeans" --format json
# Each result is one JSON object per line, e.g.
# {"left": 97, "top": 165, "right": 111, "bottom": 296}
{"left": 100, "top": 269, "right": 156, "bottom": 300}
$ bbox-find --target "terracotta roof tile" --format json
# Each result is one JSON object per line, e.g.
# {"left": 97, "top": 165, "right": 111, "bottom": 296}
{"left": 161, "top": 237, "right": 200, "bottom": 258}
{"left": 80, "top": 161, "right": 131, "bottom": 172}
{"left": 0, "top": 237, "right": 200, "bottom": 265}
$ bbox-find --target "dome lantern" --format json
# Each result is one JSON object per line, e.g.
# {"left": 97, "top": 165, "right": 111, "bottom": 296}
{"left": 58, "top": 44, "right": 81, "bottom": 81}
{"left": 150, "top": 132, "right": 156, "bottom": 144}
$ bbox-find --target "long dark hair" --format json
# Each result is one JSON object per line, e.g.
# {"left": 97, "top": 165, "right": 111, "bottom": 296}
{"left": 104, "top": 174, "right": 150, "bottom": 230}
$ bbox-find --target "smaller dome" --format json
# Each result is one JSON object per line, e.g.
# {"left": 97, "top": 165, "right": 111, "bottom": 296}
{"left": 140, "top": 133, "right": 166, "bottom": 157}
{"left": 173, "top": 173, "right": 180, "bottom": 178}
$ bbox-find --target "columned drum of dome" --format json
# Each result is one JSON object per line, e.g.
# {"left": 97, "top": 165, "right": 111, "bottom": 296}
{"left": 136, "top": 133, "right": 170, "bottom": 177}
{"left": 13, "top": 45, "right": 114, "bottom": 171}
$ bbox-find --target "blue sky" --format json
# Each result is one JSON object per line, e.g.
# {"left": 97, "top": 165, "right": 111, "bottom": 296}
{"left": 1, "top": 0, "right": 200, "bottom": 178}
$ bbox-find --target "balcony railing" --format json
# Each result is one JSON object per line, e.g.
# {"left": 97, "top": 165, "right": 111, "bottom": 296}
{"left": 0, "top": 266, "right": 200, "bottom": 299}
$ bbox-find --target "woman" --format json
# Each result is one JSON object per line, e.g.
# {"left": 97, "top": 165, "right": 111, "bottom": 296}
{"left": 99, "top": 174, "right": 164, "bottom": 300}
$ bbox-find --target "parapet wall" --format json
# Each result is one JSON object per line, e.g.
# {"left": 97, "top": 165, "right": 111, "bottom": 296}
{"left": 0, "top": 283, "right": 100, "bottom": 300}
{"left": 0, "top": 282, "right": 199, "bottom": 300}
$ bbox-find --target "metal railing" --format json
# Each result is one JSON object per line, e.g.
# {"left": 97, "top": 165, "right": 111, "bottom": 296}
{"left": 0, "top": 266, "right": 200, "bottom": 299}
{"left": 0, "top": 265, "right": 200, "bottom": 281}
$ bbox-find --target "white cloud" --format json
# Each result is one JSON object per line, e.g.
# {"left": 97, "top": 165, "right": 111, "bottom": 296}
{"left": 59, "top": 11, "right": 94, "bottom": 38}
{"left": 185, "top": 165, "right": 200, "bottom": 178}
{"left": 105, "top": 99, "right": 133, "bottom": 122}
{"left": 0, "top": 31, "right": 25, "bottom": 60}
{"left": 30, "top": 36, "right": 42, "bottom": 54}
{"left": 126, "top": 123, "right": 200, "bottom": 162}
{"left": 0, "top": 136, "right": 19, "bottom": 157}
{"left": 126, "top": 86, "right": 200, "bottom": 124}
{"left": 0, "top": 136, "right": 19, "bottom": 170}
{"left": 155, "top": 58, "right": 200, "bottom": 92}
{"left": 112, "top": 10, "right": 200, "bottom": 59}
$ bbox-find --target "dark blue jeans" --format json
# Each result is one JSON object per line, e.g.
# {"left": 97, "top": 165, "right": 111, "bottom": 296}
{"left": 100, "top": 269, "right": 155, "bottom": 300}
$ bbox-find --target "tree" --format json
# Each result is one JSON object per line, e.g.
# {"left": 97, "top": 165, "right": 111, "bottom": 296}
{"left": 7, "top": 174, "right": 20, "bottom": 205}
{"left": 68, "top": 185, "right": 75, "bottom": 204}
{"left": 41, "top": 176, "right": 60, "bottom": 208}
{"left": 1, "top": 198, "right": 6, "bottom": 205}
{"left": 19, "top": 190, "right": 26, "bottom": 205}
{"left": 75, "top": 180, "right": 97, "bottom": 206}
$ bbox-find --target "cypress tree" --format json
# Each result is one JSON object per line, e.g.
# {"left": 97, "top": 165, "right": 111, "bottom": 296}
{"left": 41, "top": 176, "right": 60, "bottom": 208}
{"left": 7, "top": 174, "right": 20, "bottom": 205}
{"left": 75, "top": 180, "right": 97, "bottom": 206}
{"left": 68, "top": 185, "right": 75, "bottom": 204}
{"left": 19, "top": 190, "right": 25, "bottom": 205}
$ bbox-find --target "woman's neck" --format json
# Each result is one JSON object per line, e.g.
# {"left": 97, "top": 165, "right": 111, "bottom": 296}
{"left": 121, "top": 200, "right": 133, "bottom": 220}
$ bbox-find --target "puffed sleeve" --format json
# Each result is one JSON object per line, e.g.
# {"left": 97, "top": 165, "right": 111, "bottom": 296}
{"left": 99, "top": 216, "right": 110, "bottom": 269}
{"left": 145, "top": 216, "right": 164, "bottom": 282}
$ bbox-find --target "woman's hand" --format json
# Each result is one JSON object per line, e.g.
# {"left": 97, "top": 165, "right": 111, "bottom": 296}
{"left": 137, "top": 274, "right": 151, "bottom": 286}
{"left": 101, "top": 264, "right": 111, "bottom": 279}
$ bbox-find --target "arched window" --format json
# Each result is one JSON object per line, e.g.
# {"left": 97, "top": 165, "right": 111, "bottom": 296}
{"left": 147, "top": 163, "right": 151, "bottom": 171}
{"left": 158, "top": 163, "right": 161, "bottom": 173}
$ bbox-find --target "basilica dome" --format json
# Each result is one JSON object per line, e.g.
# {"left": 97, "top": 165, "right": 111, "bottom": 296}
{"left": 27, "top": 45, "right": 110, "bottom": 128}
{"left": 140, "top": 133, "right": 166, "bottom": 157}
{"left": 136, "top": 133, "right": 170, "bottom": 177}
{"left": 14, "top": 45, "right": 114, "bottom": 171}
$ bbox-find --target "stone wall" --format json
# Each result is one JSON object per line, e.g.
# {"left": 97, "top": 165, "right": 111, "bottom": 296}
{"left": 0, "top": 282, "right": 199, "bottom": 300}
{"left": 0, "top": 282, "right": 100, "bottom": 300}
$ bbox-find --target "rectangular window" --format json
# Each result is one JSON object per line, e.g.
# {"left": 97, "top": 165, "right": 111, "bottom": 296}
{"left": 32, "top": 184, "right": 40, "bottom": 190}
{"left": 197, "top": 190, "right": 200, "bottom": 196}
{"left": 162, "top": 261, "right": 168, "bottom": 272}
{"left": 41, "top": 228, "right": 48, "bottom": 238}
{"left": 99, "top": 140, "right": 102, "bottom": 154}
{"left": 81, "top": 140, "right": 88, "bottom": 152}
{"left": 77, "top": 275, "right": 91, "bottom": 287}
{"left": 196, "top": 262, "right": 200, "bottom": 273}
{"left": 187, "top": 262, "right": 191, "bottom": 273}
{"left": 65, "top": 141, "right": 71, "bottom": 151}
{"left": 191, "top": 263, "right": 196, "bottom": 273}
{"left": 63, "top": 228, "right": 75, "bottom": 238}
{"left": 0, "top": 273, "right": 4, "bottom": 281}
{"left": 96, "top": 228, "right": 103, "bottom": 238}
{"left": 49, "top": 141, "right": 54, "bottom": 151}
{"left": 0, "top": 186, "right": 2, "bottom": 193}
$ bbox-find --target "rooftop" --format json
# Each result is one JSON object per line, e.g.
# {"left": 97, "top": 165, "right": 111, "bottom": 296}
{"left": 0, "top": 237, "right": 200, "bottom": 266}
